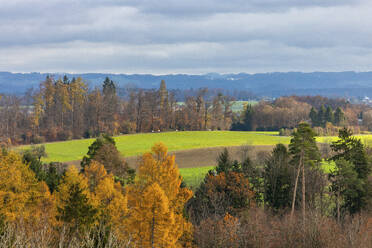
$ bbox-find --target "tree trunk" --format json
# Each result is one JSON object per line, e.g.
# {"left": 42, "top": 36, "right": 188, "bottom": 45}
{"left": 337, "top": 190, "right": 340, "bottom": 223}
{"left": 151, "top": 208, "right": 155, "bottom": 248}
{"left": 302, "top": 156, "right": 306, "bottom": 224}
{"left": 290, "top": 154, "right": 302, "bottom": 220}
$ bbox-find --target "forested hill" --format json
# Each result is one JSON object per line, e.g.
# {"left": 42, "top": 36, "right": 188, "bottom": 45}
{"left": 2, "top": 71, "right": 372, "bottom": 97}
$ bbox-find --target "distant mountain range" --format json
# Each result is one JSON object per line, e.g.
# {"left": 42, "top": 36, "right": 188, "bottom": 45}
{"left": 2, "top": 71, "right": 372, "bottom": 98}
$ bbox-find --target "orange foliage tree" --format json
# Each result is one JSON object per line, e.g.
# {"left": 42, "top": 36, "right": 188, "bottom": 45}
{"left": 126, "top": 142, "right": 193, "bottom": 247}
{"left": 84, "top": 161, "right": 128, "bottom": 239}
{"left": 0, "top": 150, "right": 55, "bottom": 227}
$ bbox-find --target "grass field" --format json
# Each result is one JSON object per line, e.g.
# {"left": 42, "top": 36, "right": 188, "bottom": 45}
{"left": 20, "top": 131, "right": 291, "bottom": 163}
{"left": 180, "top": 161, "right": 337, "bottom": 189}
{"left": 231, "top": 100, "right": 258, "bottom": 112}
{"left": 316, "top": 134, "right": 372, "bottom": 145}
{"left": 18, "top": 130, "right": 369, "bottom": 189}
{"left": 19, "top": 131, "right": 372, "bottom": 163}
{"left": 179, "top": 166, "right": 214, "bottom": 189}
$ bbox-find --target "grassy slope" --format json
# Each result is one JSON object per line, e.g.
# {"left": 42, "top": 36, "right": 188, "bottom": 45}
{"left": 20, "top": 131, "right": 291, "bottom": 162}
{"left": 19, "top": 131, "right": 372, "bottom": 163}
{"left": 180, "top": 161, "right": 337, "bottom": 189}
{"left": 179, "top": 166, "right": 214, "bottom": 189}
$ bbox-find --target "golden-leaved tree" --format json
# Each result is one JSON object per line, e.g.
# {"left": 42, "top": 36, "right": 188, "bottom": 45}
{"left": 127, "top": 142, "right": 193, "bottom": 248}
{"left": 84, "top": 161, "right": 128, "bottom": 239}
{"left": 0, "top": 150, "right": 55, "bottom": 225}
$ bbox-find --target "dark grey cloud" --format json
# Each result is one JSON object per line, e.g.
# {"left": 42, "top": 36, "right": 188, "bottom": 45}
{"left": 0, "top": 0, "right": 371, "bottom": 73}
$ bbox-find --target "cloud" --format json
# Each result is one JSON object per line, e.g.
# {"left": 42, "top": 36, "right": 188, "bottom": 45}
{"left": 0, "top": 0, "right": 371, "bottom": 73}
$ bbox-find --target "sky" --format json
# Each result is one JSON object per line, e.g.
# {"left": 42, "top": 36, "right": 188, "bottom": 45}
{"left": 1, "top": 0, "right": 372, "bottom": 74}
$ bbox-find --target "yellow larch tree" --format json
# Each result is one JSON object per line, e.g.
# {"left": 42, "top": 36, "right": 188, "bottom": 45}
{"left": 83, "top": 160, "right": 108, "bottom": 192}
{"left": 84, "top": 161, "right": 129, "bottom": 240}
{"left": 129, "top": 182, "right": 174, "bottom": 247}
{"left": 0, "top": 150, "right": 55, "bottom": 225}
{"left": 126, "top": 142, "right": 193, "bottom": 248}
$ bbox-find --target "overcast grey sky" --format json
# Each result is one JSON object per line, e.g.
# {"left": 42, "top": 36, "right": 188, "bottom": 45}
{"left": 1, "top": 0, "right": 371, "bottom": 74}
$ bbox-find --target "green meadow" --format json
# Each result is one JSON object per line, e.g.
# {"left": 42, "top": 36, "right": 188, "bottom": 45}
{"left": 180, "top": 161, "right": 336, "bottom": 189}
{"left": 18, "top": 131, "right": 371, "bottom": 188}
{"left": 18, "top": 131, "right": 372, "bottom": 163}
{"left": 179, "top": 166, "right": 214, "bottom": 189}
{"left": 19, "top": 131, "right": 291, "bottom": 163}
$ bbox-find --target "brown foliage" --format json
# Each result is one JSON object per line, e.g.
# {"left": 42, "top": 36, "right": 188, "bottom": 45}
{"left": 193, "top": 208, "right": 372, "bottom": 248}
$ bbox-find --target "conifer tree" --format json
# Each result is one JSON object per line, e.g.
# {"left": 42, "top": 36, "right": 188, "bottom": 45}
{"left": 126, "top": 142, "right": 193, "bottom": 248}
{"left": 264, "top": 144, "right": 292, "bottom": 211}
{"left": 243, "top": 104, "right": 254, "bottom": 131}
{"left": 309, "top": 107, "right": 318, "bottom": 126}
{"left": 56, "top": 166, "right": 97, "bottom": 231}
{"left": 325, "top": 106, "right": 334, "bottom": 124}
{"left": 318, "top": 105, "right": 327, "bottom": 127}
{"left": 0, "top": 150, "right": 55, "bottom": 224}
{"left": 334, "top": 107, "right": 345, "bottom": 126}
{"left": 330, "top": 128, "right": 372, "bottom": 214}
{"left": 289, "top": 123, "right": 321, "bottom": 221}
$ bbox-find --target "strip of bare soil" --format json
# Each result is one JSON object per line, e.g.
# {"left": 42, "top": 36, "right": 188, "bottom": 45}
{"left": 65, "top": 145, "right": 275, "bottom": 169}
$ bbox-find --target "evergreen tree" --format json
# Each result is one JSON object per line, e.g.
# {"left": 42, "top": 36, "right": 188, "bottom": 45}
{"left": 329, "top": 159, "right": 365, "bottom": 218}
{"left": 309, "top": 107, "right": 318, "bottom": 126}
{"left": 334, "top": 107, "right": 345, "bottom": 126}
{"left": 318, "top": 105, "right": 327, "bottom": 127}
{"left": 331, "top": 128, "right": 371, "bottom": 179}
{"left": 57, "top": 183, "right": 98, "bottom": 230}
{"left": 289, "top": 123, "right": 321, "bottom": 220}
{"left": 57, "top": 166, "right": 98, "bottom": 233}
{"left": 264, "top": 144, "right": 292, "bottom": 211}
{"left": 81, "top": 134, "right": 115, "bottom": 168}
{"left": 325, "top": 106, "right": 334, "bottom": 124}
{"left": 330, "top": 128, "right": 372, "bottom": 214}
{"left": 63, "top": 75, "right": 70, "bottom": 85}
{"left": 102, "top": 77, "right": 119, "bottom": 134}
{"left": 44, "top": 163, "right": 64, "bottom": 193}
{"left": 159, "top": 80, "right": 168, "bottom": 109}
{"left": 81, "top": 134, "right": 135, "bottom": 184}
{"left": 102, "top": 77, "right": 116, "bottom": 96}
{"left": 215, "top": 148, "right": 233, "bottom": 174}
{"left": 243, "top": 104, "right": 254, "bottom": 131}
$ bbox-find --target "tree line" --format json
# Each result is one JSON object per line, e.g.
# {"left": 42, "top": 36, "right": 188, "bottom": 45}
{"left": 0, "top": 124, "right": 371, "bottom": 247}
{"left": 2, "top": 75, "right": 372, "bottom": 146}
{"left": 232, "top": 95, "right": 372, "bottom": 135}
{"left": 0, "top": 76, "right": 236, "bottom": 145}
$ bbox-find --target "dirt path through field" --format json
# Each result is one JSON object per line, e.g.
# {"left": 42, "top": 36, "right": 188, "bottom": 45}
{"left": 65, "top": 145, "right": 275, "bottom": 169}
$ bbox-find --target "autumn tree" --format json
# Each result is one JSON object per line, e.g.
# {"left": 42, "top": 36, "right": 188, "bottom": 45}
{"left": 0, "top": 150, "right": 55, "bottom": 225}
{"left": 81, "top": 134, "right": 135, "bottom": 183}
{"left": 84, "top": 161, "right": 129, "bottom": 243}
{"left": 188, "top": 149, "right": 255, "bottom": 224}
{"left": 195, "top": 213, "right": 240, "bottom": 248}
{"left": 85, "top": 87, "right": 104, "bottom": 136}
{"left": 126, "top": 142, "right": 193, "bottom": 247}
{"left": 102, "top": 77, "right": 120, "bottom": 134}
{"left": 69, "top": 77, "right": 88, "bottom": 138}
